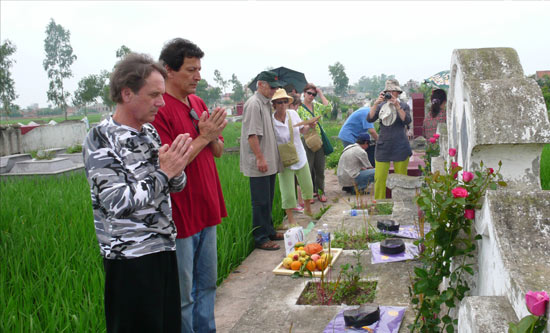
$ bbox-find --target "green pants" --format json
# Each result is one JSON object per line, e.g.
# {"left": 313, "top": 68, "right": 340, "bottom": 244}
{"left": 374, "top": 157, "right": 410, "bottom": 199}
{"left": 277, "top": 162, "right": 314, "bottom": 209}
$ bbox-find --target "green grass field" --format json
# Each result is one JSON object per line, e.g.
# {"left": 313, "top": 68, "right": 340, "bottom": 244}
{"left": 0, "top": 173, "right": 104, "bottom": 332}
{"left": 541, "top": 144, "right": 550, "bottom": 190}
{"left": 221, "top": 119, "right": 241, "bottom": 148}
{"left": 0, "top": 151, "right": 283, "bottom": 332}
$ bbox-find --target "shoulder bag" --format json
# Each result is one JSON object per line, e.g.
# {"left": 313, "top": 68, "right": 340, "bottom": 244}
{"left": 319, "top": 124, "right": 334, "bottom": 156}
{"left": 301, "top": 104, "right": 323, "bottom": 152}
{"left": 278, "top": 114, "right": 300, "bottom": 167}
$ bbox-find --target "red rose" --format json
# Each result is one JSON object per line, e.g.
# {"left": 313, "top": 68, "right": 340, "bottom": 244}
{"left": 452, "top": 187, "right": 468, "bottom": 198}
{"left": 451, "top": 162, "right": 459, "bottom": 169}
{"left": 433, "top": 133, "right": 440, "bottom": 139}
{"left": 449, "top": 148, "right": 457, "bottom": 157}
{"left": 429, "top": 137, "right": 436, "bottom": 144}
{"left": 463, "top": 171, "right": 474, "bottom": 183}
{"left": 464, "top": 209, "right": 475, "bottom": 220}
{"left": 488, "top": 168, "right": 494, "bottom": 174}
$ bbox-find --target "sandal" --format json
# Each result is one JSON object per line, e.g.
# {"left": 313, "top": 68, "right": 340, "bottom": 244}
{"left": 292, "top": 206, "right": 304, "bottom": 213}
{"left": 270, "top": 232, "right": 284, "bottom": 241}
{"left": 319, "top": 194, "right": 328, "bottom": 203}
{"left": 256, "top": 240, "right": 280, "bottom": 251}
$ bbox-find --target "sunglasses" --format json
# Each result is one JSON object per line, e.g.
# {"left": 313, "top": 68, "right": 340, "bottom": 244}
{"left": 306, "top": 91, "right": 317, "bottom": 97}
{"left": 273, "top": 100, "right": 289, "bottom": 105}
{"left": 189, "top": 108, "right": 200, "bottom": 133}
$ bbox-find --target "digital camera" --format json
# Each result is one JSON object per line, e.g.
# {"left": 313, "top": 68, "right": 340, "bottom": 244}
{"left": 384, "top": 92, "right": 392, "bottom": 100}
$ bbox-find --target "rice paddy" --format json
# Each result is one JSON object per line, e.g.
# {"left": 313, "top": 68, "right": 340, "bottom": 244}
{"left": 0, "top": 141, "right": 283, "bottom": 332}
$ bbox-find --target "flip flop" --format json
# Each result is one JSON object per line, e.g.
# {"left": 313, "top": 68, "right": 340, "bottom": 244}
{"left": 319, "top": 194, "right": 328, "bottom": 202}
{"left": 256, "top": 241, "right": 280, "bottom": 251}
{"left": 292, "top": 206, "right": 304, "bottom": 213}
{"left": 269, "top": 232, "right": 285, "bottom": 241}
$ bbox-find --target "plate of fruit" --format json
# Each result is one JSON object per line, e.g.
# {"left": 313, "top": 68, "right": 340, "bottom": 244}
{"left": 272, "top": 242, "right": 343, "bottom": 277}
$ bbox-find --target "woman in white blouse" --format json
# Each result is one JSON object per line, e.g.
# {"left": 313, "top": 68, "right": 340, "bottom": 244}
{"left": 271, "top": 89, "right": 314, "bottom": 224}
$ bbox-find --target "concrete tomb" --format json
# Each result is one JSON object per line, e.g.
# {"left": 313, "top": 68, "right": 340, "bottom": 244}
{"left": 443, "top": 48, "right": 550, "bottom": 332}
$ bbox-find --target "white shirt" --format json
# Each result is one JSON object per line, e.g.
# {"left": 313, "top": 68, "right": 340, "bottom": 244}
{"left": 337, "top": 143, "right": 372, "bottom": 187}
{"left": 272, "top": 109, "right": 307, "bottom": 170}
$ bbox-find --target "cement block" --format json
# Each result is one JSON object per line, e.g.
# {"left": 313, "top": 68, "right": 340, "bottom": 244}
{"left": 0, "top": 154, "right": 31, "bottom": 173}
{"left": 476, "top": 190, "right": 550, "bottom": 320}
{"left": 458, "top": 296, "right": 518, "bottom": 333}
{"left": 57, "top": 153, "right": 84, "bottom": 165}
{"left": 10, "top": 158, "right": 74, "bottom": 173}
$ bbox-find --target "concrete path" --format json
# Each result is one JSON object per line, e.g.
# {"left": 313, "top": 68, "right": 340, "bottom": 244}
{"left": 214, "top": 169, "right": 418, "bottom": 332}
{"left": 214, "top": 169, "right": 340, "bottom": 332}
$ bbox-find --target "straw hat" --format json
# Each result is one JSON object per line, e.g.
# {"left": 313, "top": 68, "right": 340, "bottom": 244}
{"left": 271, "top": 88, "right": 294, "bottom": 104}
{"left": 384, "top": 79, "right": 403, "bottom": 93}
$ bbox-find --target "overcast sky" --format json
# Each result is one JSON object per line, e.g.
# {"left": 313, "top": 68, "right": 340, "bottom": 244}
{"left": 1, "top": 1, "right": 549, "bottom": 108}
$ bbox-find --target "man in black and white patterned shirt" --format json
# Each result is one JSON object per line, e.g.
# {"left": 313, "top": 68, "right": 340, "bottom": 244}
{"left": 83, "top": 53, "right": 192, "bottom": 333}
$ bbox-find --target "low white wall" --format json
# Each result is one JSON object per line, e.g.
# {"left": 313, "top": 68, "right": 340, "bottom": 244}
{"left": 20, "top": 122, "right": 86, "bottom": 153}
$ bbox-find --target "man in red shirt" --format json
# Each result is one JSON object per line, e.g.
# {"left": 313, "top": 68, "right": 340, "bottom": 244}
{"left": 152, "top": 38, "right": 227, "bottom": 333}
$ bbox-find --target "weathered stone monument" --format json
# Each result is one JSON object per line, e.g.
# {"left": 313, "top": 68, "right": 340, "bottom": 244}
{"left": 443, "top": 48, "right": 550, "bottom": 332}
{"left": 447, "top": 48, "right": 550, "bottom": 190}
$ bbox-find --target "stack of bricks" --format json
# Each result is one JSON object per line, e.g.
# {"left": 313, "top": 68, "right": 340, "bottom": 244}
{"left": 411, "top": 93, "right": 425, "bottom": 138}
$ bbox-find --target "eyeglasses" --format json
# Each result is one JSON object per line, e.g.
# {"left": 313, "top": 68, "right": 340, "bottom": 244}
{"left": 305, "top": 91, "right": 317, "bottom": 97}
{"left": 273, "top": 100, "right": 289, "bottom": 105}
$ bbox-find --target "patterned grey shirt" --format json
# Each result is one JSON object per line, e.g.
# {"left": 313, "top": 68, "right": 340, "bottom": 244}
{"left": 83, "top": 117, "right": 186, "bottom": 259}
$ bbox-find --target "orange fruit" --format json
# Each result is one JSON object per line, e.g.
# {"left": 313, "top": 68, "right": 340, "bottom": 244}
{"left": 290, "top": 261, "right": 302, "bottom": 271}
{"left": 305, "top": 260, "right": 316, "bottom": 272}
{"left": 316, "top": 258, "right": 328, "bottom": 271}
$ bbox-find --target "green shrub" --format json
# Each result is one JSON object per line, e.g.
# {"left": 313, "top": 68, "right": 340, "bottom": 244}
{"left": 30, "top": 150, "right": 56, "bottom": 160}
{"left": 326, "top": 140, "right": 344, "bottom": 170}
{"left": 66, "top": 144, "right": 83, "bottom": 154}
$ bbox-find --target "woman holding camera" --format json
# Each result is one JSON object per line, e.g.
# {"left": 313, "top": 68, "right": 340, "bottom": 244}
{"left": 367, "top": 79, "right": 412, "bottom": 199}
{"left": 272, "top": 89, "right": 314, "bottom": 225}
{"left": 297, "top": 83, "right": 332, "bottom": 203}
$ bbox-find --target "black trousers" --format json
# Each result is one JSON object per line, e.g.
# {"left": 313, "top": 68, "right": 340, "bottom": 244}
{"left": 103, "top": 251, "right": 181, "bottom": 333}
{"left": 366, "top": 144, "right": 376, "bottom": 167}
{"left": 250, "top": 174, "right": 277, "bottom": 246}
{"left": 304, "top": 142, "right": 326, "bottom": 194}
